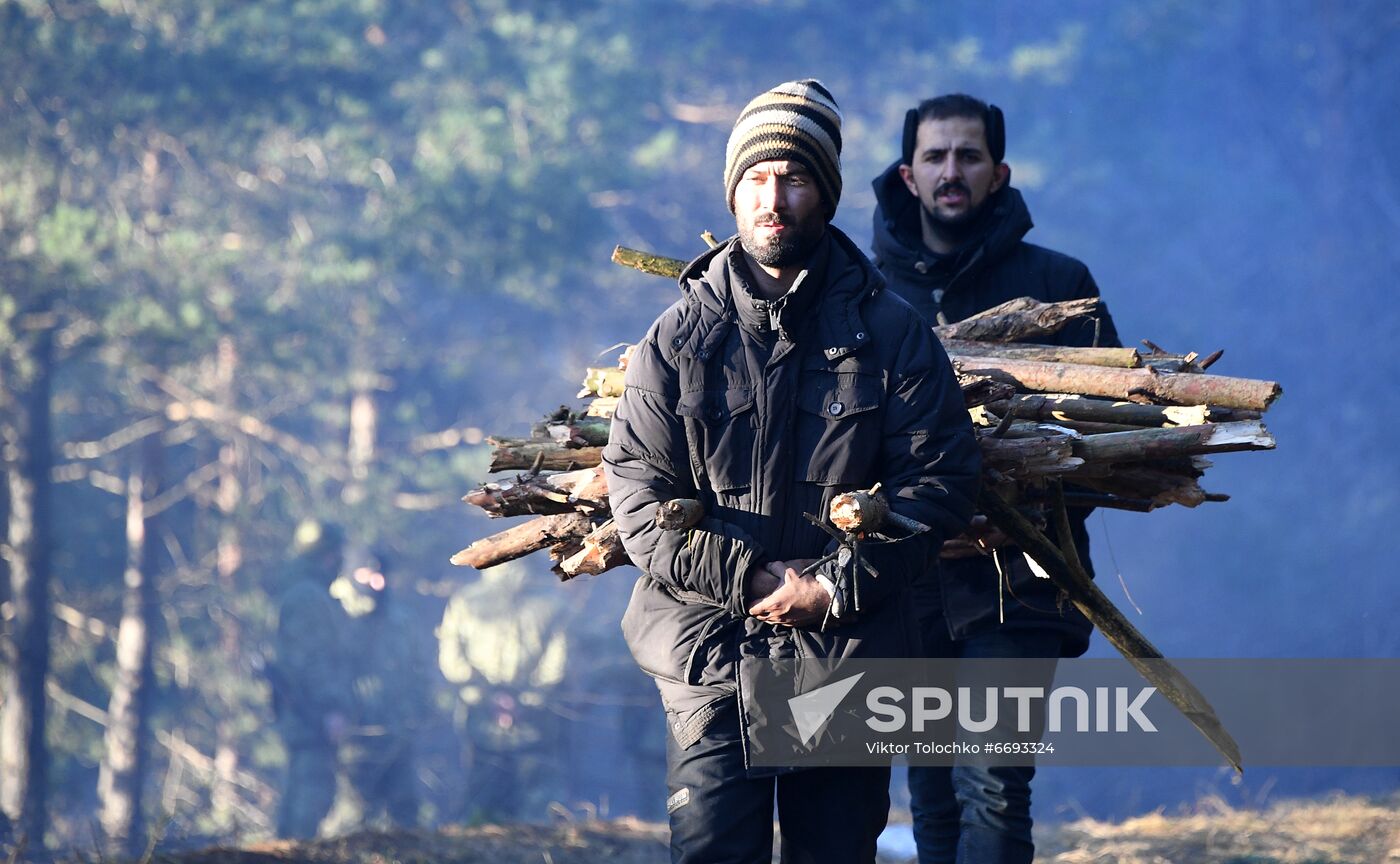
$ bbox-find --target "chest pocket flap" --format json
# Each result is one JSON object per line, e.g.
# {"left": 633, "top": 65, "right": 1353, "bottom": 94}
{"left": 796, "top": 371, "right": 883, "bottom": 485}
{"left": 676, "top": 387, "right": 756, "bottom": 491}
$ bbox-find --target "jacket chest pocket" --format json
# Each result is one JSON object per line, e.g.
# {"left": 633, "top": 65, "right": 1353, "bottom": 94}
{"left": 676, "top": 387, "right": 755, "bottom": 492}
{"left": 796, "top": 370, "right": 883, "bottom": 485}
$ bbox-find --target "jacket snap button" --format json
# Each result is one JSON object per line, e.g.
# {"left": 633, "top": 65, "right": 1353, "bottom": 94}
{"left": 672, "top": 336, "right": 684, "bottom": 348}
{"left": 855, "top": 332, "right": 865, "bottom": 341}
{"left": 826, "top": 347, "right": 838, "bottom": 356}
{"left": 698, "top": 349, "right": 710, "bottom": 360}
{"left": 828, "top": 401, "right": 845, "bottom": 417}
{"left": 915, "top": 261, "right": 929, "bottom": 274}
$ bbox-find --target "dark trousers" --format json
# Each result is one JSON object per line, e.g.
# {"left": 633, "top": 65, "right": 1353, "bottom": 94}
{"left": 667, "top": 702, "right": 891, "bottom": 864}
{"left": 907, "top": 627, "right": 1063, "bottom": 864}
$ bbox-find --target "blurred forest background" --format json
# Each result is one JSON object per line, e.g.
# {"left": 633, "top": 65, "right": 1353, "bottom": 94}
{"left": 1, "top": 0, "right": 1398, "bottom": 857}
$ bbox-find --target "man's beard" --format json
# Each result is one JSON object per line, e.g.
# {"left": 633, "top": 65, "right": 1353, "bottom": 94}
{"left": 921, "top": 180, "right": 993, "bottom": 243}
{"left": 738, "top": 212, "right": 823, "bottom": 268}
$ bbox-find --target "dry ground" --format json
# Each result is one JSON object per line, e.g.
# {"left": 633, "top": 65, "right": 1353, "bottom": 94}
{"left": 52, "top": 793, "right": 1400, "bottom": 864}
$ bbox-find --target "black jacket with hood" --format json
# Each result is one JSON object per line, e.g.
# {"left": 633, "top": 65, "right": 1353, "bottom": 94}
{"left": 603, "top": 226, "right": 980, "bottom": 761}
{"left": 871, "top": 162, "right": 1120, "bottom": 656}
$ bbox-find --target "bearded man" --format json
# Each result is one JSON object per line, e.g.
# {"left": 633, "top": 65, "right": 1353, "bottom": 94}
{"left": 604, "top": 79, "right": 980, "bottom": 864}
{"left": 871, "top": 94, "right": 1121, "bottom": 864}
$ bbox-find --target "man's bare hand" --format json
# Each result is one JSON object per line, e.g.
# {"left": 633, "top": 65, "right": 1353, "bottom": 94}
{"left": 744, "top": 565, "right": 781, "bottom": 607}
{"left": 748, "top": 559, "right": 828, "bottom": 627}
{"left": 940, "top": 515, "right": 1010, "bottom": 559}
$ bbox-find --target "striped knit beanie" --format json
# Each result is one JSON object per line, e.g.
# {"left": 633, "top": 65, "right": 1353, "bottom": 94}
{"left": 724, "top": 79, "right": 843, "bottom": 218}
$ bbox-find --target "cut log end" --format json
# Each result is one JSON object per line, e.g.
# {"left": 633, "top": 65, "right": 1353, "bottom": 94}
{"left": 829, "top": 491, "right": 890, "bottom": 533}
{"left": 655, "top": 498, "right": 704, "bottom": 531}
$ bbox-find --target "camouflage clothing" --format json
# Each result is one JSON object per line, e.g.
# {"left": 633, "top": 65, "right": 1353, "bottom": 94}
{"left": 343, "top": 598, "right": 430, "bottom": 827}
{"left": 438, "top": 565, "right": 571, "bottom": 820}
{"left": 271, "top": 556, "right": 353, "bottom": 838}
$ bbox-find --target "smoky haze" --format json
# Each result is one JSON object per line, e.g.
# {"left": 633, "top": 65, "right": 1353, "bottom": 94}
{"left": 1, "top": 0, "right": 1395, "bottom": 853}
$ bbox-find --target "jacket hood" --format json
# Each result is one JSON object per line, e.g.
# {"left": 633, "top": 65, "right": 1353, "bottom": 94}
{"left": 870, "top": 160, "right": 1035, "bottom": 288}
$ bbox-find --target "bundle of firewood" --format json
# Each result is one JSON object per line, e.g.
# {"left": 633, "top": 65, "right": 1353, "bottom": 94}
{"left": 452, "top": 247, "right": 1280, "bottom": 580}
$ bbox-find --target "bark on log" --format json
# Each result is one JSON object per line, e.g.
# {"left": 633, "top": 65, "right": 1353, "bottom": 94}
{"left": 611, "top": 246, "right": 686, "bottom": 279}
{"left": 451, "top": 513, "right": 593, "bottom": 569}
{"left": 554, "top": 520, "right": 630, "bottom": 579}
{"left": 464, "top": 467, "right": 609, "bottom": 518}
{"left": 546, "top": 419, "right": 610, "bottom": 447}
{"left": 956, "top": 356, "right": 1282, "bottom": 411}
{"left": 1072, "top": 468, "right": 1211, "bottom": 509}
{"left": 978, "top": 430, "right": 1084, "bottom": 477}
{"left": 489, "top": 440, "right": 604, "bottom": 472}
{"left": 829, "top": 490, "right": 891, "bottom": 533}
{"left": 1071, "top": 420, "right": 1275, "bottom": 463}
{"left": 933, "top": 297, "right": 1104, "bottom": 343}
{"left": 957, "top": 373, "right": 1019, "bottom": 408}
{"left": 943, "top": 339, "right": 1141, "bottom": 368}
{"left": 988, "top": 394, "right": 1261, "bottom": 428}
{"left": 655, "top": 499, "right": 705, "bottom": 531}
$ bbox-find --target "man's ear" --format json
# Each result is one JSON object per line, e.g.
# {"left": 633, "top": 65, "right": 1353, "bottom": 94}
{"left": 898, "top": 164, "right": 919, "bottom": 198}
{"left": 991, "top": 162, "right": 1011, "bottom": 193}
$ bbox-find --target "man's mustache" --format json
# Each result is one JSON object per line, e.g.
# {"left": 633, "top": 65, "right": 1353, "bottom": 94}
{"left": 753, "top": 213, "right": 791, "bottom": 227}
{"left": 935, "top": 181, "right": 970, "bottom": 198}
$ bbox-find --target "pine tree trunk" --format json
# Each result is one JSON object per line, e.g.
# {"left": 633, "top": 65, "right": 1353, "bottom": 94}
{"left": 210, "top": 336, "right": 243, "bottom": 831}
{"left": 0, "top": 323, "right": 55, "bottom": 850}
{"left": 97, "top": 435, "right": 160, "bottom": 857}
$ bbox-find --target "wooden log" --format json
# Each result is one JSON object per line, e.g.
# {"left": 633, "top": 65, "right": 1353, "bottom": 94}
{"left": 933, "top": 297, "right": 1104, "bottom": 343}
{"left": 585, "top": 397, "right": 619, "bottom": 419}
{"left": 978, "top": 430, "right": 1084, "bottom": 477}
{"left": 463, "top": 467, "right": 609, "bottom": 518}
{"left": 580, "top": 367, "right": 626, "bottom": 399}
{"left": 554, "top": 520, "right": 630, "bottom": 579}
{"left": 451, "top": 513, "right": 593, "bottom": 570}
{"left": 545, "top": 419, "right": 610, "bottom": 447}
{"left": 489, "top": 440, "right": 604, "bottom": 472}
{"left": 957, "top": 372, "right": 1019, "bottom": 408}
{"left": 989, "top": 394, "right": 1261, "bottom": 428}
{"left": 611, "top": 246, "right": 686, "bottom": 279}
{"left": 956, "top": 356, "right": 1282, "bottom": 411}
{"left": 1059, "top": 491, "right": 1157, "bottom": 512}
{"left": 944, "top": 339, "right": 1141, "bottom": 368}
{"left": 655, "top": 499, "right": 704, "bottom": 531}
{"left": 1072, "top": 468, "right": 1211, "bottom": 509}
{"left": 1071, "top": 420, "right": 1275, "bottom": 463}
{"left": 829, "top": 490, "right": 891, "bottom": 533}
{"left": 980, "top": 485, "right": 1242, "bottom": 771}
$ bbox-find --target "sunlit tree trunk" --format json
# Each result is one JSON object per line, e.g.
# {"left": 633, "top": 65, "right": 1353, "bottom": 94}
{"left": 209, "top": 335, "right": 243, "bottom": 830}
{"left": 343, "top": 298, "right": 378, "bottom": 564}
{"left": 0, "top": 320, "right": 55, "bottom": 851}
{"left": 97, "top": 435, "right": 160, "bottom": 856}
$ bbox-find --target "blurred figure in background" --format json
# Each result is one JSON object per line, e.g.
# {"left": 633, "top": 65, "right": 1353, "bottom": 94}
{"left": 437, "top": 563, "right": 571, "bottom": 822}
{"left": 333, "top": 549, "right": 429, "bottom": 829}
{"left": 269, "top": 520, "right": 354, "bottom": 839}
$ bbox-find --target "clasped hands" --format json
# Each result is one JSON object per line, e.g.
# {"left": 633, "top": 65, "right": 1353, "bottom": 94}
{"left": 745, "top": 558, "right": 829, "bottom": 627}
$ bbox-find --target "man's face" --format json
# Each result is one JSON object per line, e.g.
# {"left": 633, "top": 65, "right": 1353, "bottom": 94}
{"left": 899, "top": 115, "right": 1009, "bottom": 229}
{"left": 734, "top": 159, "right": 826, "bottom": 269}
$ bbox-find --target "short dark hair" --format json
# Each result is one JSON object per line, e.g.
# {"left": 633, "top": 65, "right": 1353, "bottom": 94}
{"left": 901, "top": 94, "right": 1005, "bottom": 166}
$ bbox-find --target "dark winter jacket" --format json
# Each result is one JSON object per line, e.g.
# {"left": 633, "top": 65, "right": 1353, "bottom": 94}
{"left": 604, "top": 226, "right": 980, "bottom": 759}
{"left": 871, "top": 162, "right": 1121, "bottom": 656}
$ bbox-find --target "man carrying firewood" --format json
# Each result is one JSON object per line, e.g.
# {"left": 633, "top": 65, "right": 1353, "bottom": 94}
{"left": 870, "top": 94, "right": 1121, "bottom": 864}
{"left": 603, "top": 79, "right": 980, "bottom": 863}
